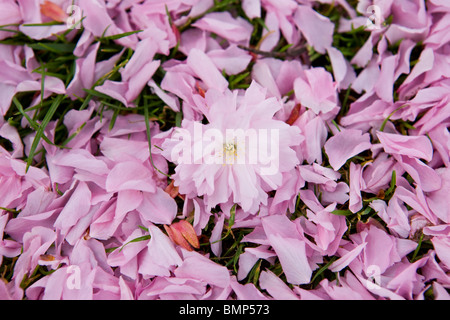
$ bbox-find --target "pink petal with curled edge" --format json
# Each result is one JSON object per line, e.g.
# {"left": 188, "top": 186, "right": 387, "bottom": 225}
{"left": 329, "top": 242, "right": 367, "bottom": 272}
{"left": 54, "top": 182, "right": 91, "bottom": 236}
{"left": 174, "top": 252, "right": 231, "bottom": 288}
{"left": 147, "top": 223, "right": 183, "bottom": 270}
{"left": 187, "top": 48, "right": 228, "bottom": 91}
{"left": 293, "top": 5, "right": 334, "bottom": 54}
{"left": 394, "top": 154, "right": 442, "bottom": 192}
{"left": 192, "top": 11, "right": 253, "bottom": 44}
{"left": 137, "top": 188, "right": 177, "bottom": 225}
{"left": 262, "top": 215, "right": 312, "bottom": 285}
{"left": 349, "top": 162, "right": 363, "bottom": 213}
{"left": 377, "top": 131, "right": 434, "bottom": 162}
{"left": 242, "top": 0, "right": 261, "bottom": 19}
{"left": 324, "top": 129, "right": 372, "bottom": 171}
{"left": 259, "top": 270, "right": 299, "bottom": 300}
{"left": 105, "top": 161, "right": 156, "bottom": 193}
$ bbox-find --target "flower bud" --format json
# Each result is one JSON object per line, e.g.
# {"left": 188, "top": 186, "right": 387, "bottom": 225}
{"left": 164, "top": 220, "right": 200, "bottom": 251}
{"left": 40, "top": 1, "right": 68, "bottom": 22}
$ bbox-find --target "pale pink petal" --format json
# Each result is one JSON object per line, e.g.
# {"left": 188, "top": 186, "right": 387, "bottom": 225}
{"left": 208, "top": 45, "right": 252, "bottom": 76}
{"left": 147, "top": 223, "right": 183, "bottom": 270}
{"left": 192, "top": 11, "right": 253, "bottom": 43}
{"left": 431, "top": 237, "right": 450, "bottom": 269}
{"left": 349, "top": 163, "right": 363, "bottom": 213}
{"left": 327, "top": 47, "right": 356, "bottom": 89}
{"left": 293, "top": 5, "right": 334, "bottom": 54}
{"left": 137, "top": 188, "right": 177, "bottom": 225}
{"left": 329, "top": 242, "right": 367, "bottom": 272}
{"left": 375, "top": 55, "right": 397, "bottom": 102}
{"left": 324, "top": 129, "right": 372, "bottom": 171}
{"left": 393, "top": 154, "right": 442, "bottom": 192}
{"left": 187, "top": 48, "right": 228, "bottom": 91}
{"left": 54, "top": 182, "right": 92, "bottom": 236}
{"left": 259, "top": 270, "right": 299, "bottom": 300}
{"left": 242, "top": 0, "right": 261, "bottom": 19}
{"left": 262, "top": 215, "right": 312, "bottom": 285}
{"left": 105, "top": 161, "right": 156, "bottom": 193}
{"left": 209, "top": 213, "right": 225, "bottom": 257}
{"left": 174, "top": 252, "right": 231, "bottom": 288}
{"left": 377, "top": 131, "right": 433, "bottom": 162}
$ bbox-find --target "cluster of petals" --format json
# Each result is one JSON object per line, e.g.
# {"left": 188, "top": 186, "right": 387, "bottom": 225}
{"left": 0, "top": 0, "right": 449, "bottom": 300}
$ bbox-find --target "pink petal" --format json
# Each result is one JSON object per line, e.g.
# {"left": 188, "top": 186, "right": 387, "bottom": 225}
{"left": 324, "top": 129, "right": 372, "bottom": 171}
{"left": 186, "top": 48, "right": 228, "bottom": 91}
{"left": 259, "top": 270, "right": 299, "bottom": 300}
{"left": 137, "top": 188, "right": 177, "bottom": 225}
{"left": 262, "top": 215, "right": 312, "bottom": 285}
{"left": 105, "top": 161, "right": 156, "bottom": 193}
{"left": 242, "top": 0, "right": 261, "bottom": 19}
{"left": 147, "top": 223, "right": 183, "bottom": 270}
{"left": 174, "top": 252, "right": 231, "bottom": 288}
{"left": 293, "top": 5, "right": 334, "bottom": 54}
{"left": 377, "top": 132, "right": 433, "bottom": 161}
{"left": 208, "top": 45, "right": 252, "bottom": 76}
{"left": 54, "top": 182, "right": 92, "bottom": 236}
{"left": 329, "top": 242, "right": 367, "bottom": 272}
{"left": 394, "top": 154, "right": 442, "bottom": 192}
{"left": 192, "top": 11, "right": 253, "bottom": 43}
{"left": 349, "top": 163, "right": 363, "bottom": 213}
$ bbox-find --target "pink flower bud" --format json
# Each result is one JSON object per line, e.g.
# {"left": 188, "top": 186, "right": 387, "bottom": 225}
{"left": 40, "top": 1, "right": 68, "bottom": 22}
{"left": 164, "top": 220, "right": 200, "bottom": 251}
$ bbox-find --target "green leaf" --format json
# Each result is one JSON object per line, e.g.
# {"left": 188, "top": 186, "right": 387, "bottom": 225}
{"left": 0, "top": 27, "right": 20, "bottom": 33}
{"left": 331, "top": 209, "right": 353, "bottom": 216}
{"left": 101, "top": 30, "right": 143, "bottom": 41}
{"left": 228, "top": 204, "right": 237, "bottom": 229}
{"left": 410, "top": 233, "right": 424, "bottom": 262}
{"left": 385, "top": 170, "right": 397, "bottom": 197}
{"left": 175, "top": 111, "right": 182, "bottom": 128}
{"left": 311, "top": 256, "right": 338, "bottom": 283}
{"left": 279, "top": 43, "right": 294, "bottom": 53}
{"left": 22, "top": 21, "right": 65, "bottom": 27}
{"left": 379, "top": 105, "right": 408, "bottom": 132}
{"left": 119, "top": 235, "right": 151, "bottom": 252}
{"left": 27, "top": 42, "right": 76, "bottom": 53}
{"left": 144, "top": 99, "right": 171, "bottom": 178}
{"left": 26, "top": 95, "right": 65, "bottom": 172}
{"left": 11, "top": 97, "right": 61, "bottom": 148}
{"left": 83, "top": 88, "right": 116, "bottom": 100}
{"left": 229, "top": 71, "right": 250, "bottom": 89}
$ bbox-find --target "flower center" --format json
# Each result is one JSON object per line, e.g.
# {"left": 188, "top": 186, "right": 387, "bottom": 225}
{"left": 223, "top": 142, "right": 237, "bottom": 157}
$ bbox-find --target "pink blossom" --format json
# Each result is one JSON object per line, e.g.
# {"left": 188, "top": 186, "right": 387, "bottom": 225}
{"left": 160, "top": 81, "right": 301, "bottom": 213}
{"left": 294, "top": 67, "right": 339, "bottom": 117}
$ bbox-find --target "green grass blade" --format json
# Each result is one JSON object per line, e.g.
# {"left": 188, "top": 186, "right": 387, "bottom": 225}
{"left": 26, "top": 95, "right": 65, "bottom": 172}
{"left": 101, "top": 30, "right": 143, "bottom": 41}
{"left": 144, "top": 100, "right": 171, "bottom": 178}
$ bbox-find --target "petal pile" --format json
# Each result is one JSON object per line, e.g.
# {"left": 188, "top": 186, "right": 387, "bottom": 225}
{"left": 0, "top": 0, "right": 449, "bottom": 300}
